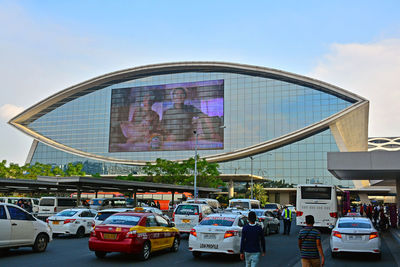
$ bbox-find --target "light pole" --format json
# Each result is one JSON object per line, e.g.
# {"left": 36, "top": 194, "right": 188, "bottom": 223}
{"left": 194, "top": 130, "right": 198, "bottom": 200}
{"left": 250, "top": 156, "right": 254, "bottom": 199}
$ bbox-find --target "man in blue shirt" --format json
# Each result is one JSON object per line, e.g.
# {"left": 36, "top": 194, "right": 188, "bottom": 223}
{"left": 240, "top": 211, "right": 265, "bottom": 267}
{"left": 281, "top": 205, "right": 293, "bottom": 235}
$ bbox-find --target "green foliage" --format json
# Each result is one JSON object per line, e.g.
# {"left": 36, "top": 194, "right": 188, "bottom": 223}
{"left": 65, "top": 163, "right": 86, "bottom": 176}
{"left": 142, "top": 157, "right": 224, "bottom": 188}
{"left": 252, "top": 184, "right": 268, "bottom": 206}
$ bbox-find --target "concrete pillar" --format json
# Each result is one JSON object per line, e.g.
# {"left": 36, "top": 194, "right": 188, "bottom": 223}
{"left": 76, "top": 187, "right": 81, "bottom": 207}
{"left": 95, "top": 190, "right": 98, "bottom": 198}
{"left": 396, "top": 179, "right": 400, "bottom": 212}
{"left": 171, "top": 191, "right": 175, "bottom": 208}
{"left": 228, "top": 179, "right": 234, "bottom": 199}
{"left": 134, "top": 190, "right": 137, "bottom": 207}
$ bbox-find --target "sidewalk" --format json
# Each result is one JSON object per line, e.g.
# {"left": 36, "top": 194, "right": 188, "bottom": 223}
{"left": 389, "top": 227, "right": 400, "bottom": 244}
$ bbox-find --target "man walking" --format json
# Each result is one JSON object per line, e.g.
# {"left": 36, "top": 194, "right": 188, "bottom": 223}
{"left": 298, "top": 215, "right": 324, "bottom": 267}
{"left": 240, "top": 211, "right": 265, "bottom": 267}
{"left": 281, "top": 205, "right": 293, "bottom": 235}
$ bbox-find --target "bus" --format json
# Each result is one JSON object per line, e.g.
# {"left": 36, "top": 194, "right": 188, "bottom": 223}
{"left": 296, "top": 184, "right": 342, "bottom": 228}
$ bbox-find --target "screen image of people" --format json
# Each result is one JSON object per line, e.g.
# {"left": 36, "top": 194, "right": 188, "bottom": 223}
{"left": 109, "top": 79, "right": 224, "bottom": 152}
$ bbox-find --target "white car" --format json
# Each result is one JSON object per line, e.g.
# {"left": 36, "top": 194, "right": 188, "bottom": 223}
{"left": 330, "top": 217, "right": 381, "bottom": 259}
{"left": 188, "top": 213, "right": 248, "bottom": 257}
{"left": 0, "top": 203, "right": 52, "bottom": 252}
{"left": 173, "top": 203, "right": 214, "bottom": 233}
{"left": 47, "top": 208, "right": 97, "bottom": 237}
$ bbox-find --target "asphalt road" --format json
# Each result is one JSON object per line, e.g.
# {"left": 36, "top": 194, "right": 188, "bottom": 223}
{"left": 1, "top": 222, "right": 399, "bottom": 267}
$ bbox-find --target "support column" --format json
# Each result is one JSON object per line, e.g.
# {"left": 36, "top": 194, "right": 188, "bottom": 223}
{"left": 76, "top": 187, "right": 81, "bottom": 207}
{"left": 171, "top": 191, "right": 175, "bottom": 209}
{"left": 134, "top": 190, "right": 137, "bottom": 207}
{"left": 228, "top": 179, "right": 234, "bottom": 199}
{"left": 396, "top": 179, "right": 400, "bottom": 214}
{"left": 95, "top": 190, "right": 98, "bottom": 198}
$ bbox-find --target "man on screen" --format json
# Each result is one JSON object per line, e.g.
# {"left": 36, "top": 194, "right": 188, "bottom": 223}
{"left": 161, "top": 87, "right": 219, "bottom": 143}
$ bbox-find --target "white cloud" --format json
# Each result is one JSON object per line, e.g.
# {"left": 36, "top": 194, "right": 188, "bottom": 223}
{"left": 0, "top": 104, "right": 24, "bottom": 120}
{"left": 308, "top": 39, "right": 400, "bottom": 137}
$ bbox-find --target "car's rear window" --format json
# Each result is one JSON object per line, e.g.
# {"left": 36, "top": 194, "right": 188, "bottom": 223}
{"left": 40, "top": 199, "right": 55, "bottom": 206}
{"left": 264, "top": 204, "right": 278, "bottom": 209}
{"left": 57, "top": 210, "right": 78, "bottom": 217}
{"left": 229, "top": 202, "right": 249, "bottom": 209}
{"left": 90, "top": 199, "right": 103, "bottom": 206}
{"left": 58, "top": 199, "right": 76, "bottom": 206}
{"left": 200, "top": 216, "right": 235, "bottom": 226}
{"left": 175, "top": 205, "right": 199, "bottom": 215}
{"left": 95, "top": 211, "right": 117, "bottom": 221}
{"left": 103, "top": 215, "right": 140, "bottom": 226}
{"left": 338, "top": 222, "right": 371, "bottom": 228}
{"left": 254, "top": 211, "right": 265, "bottom": 216}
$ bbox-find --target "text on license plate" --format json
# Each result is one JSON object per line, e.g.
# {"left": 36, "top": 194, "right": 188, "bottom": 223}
{"left": 182, "top": 219, "right": 190, "bottom": 223}
{"left": 200, "top": 244, "right": 218, "bottom": 249}
{"left": 349, "top": 235, "right": 362, "bottom": 240}
{"left": 103, "top": 233, "right": 117, "bottom": 240}
{"left": 204, "top": 234, "right": 216, "bottom": 239}
{"left": 52, "top": 221, "right": 59, "bottom": 225}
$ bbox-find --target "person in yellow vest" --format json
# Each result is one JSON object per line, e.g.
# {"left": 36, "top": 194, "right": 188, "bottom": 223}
{"left": 281, "top": 205, "right": 293, "bottom": 235}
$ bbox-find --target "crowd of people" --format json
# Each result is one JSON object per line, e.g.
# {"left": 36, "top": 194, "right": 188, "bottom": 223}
{"left": 350, "top": 203, "right": 399, "bottom": 230}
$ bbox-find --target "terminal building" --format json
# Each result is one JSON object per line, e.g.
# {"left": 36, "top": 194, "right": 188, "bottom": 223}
{"left": 9, "top": 62, "right": 369, "bottom": 188}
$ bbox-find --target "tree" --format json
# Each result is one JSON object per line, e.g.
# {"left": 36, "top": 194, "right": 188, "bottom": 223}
{"left": 65, "top": 163, "right": 86, "bottom": 176}
{"left": 252, "top": 184, "right": 268, "bottom": 206}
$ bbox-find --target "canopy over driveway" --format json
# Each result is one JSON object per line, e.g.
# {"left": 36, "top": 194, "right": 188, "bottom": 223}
{"left": 328, "top": 151, "right": 400, "bottom": 208}
{"left": 0, "top": 176, "right": 221, "bottom": 206}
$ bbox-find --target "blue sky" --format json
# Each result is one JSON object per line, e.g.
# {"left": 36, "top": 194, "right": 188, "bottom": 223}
{"left": 1, "top": 0, "right": 400, "bottom": 164}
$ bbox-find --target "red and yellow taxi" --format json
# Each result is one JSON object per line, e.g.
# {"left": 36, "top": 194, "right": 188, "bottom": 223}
{"left": 88, "top": 208, "right": 180, "bottom": 260}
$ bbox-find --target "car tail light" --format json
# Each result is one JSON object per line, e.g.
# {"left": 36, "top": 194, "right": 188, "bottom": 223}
{"left": 259, "top": 218, "right": 264, "bottom": 222}
{"left": 190, "top": 229, "right": 197, "bottom": 237}
{"left": 64, "top": 219, "right": 76, "bottom": 224}
{"left": 332, "top": 231, "right": 342, "bottom": 239}
{"left": 199, "top": 213, "right": 203, "bottom": 222}
{"left": 46, "top": 218, "right": 49, "bottom": 223}
{"left": 224, "top": 230, "right": 239, "bottom": 239}
{"left": 369, "top": 232, "right": 378, "bottom": 240}
{"left": 54, "top": 207, "right": 57, "bottom": 212}
{"left": 296, "top": 211, "right": 303, "bottom": 216}
{"left": 90, "top": 230, "right": 96, "bottom": 237}
{"left": 172, "top": 212, "right": 175, "bottom": 222}
{"left": 329, "top": 212, "right": 338, "bottom": 218}
{"left": 126, "top": 230, "right": 137, "bottom": 238}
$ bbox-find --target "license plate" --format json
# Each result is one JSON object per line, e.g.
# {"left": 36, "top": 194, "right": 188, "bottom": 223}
{"left": 203, "top": 234, "right": 216, "bottom": 239}
{"left": 182, "top": 219, "right": 190, "bottom": 223}
{"left": 52, "top": 221, "right": 59, "bottom": 225}
{"left": 349, "top": 235, "right": 362, "bottom": 240}
{"left": 200, "top": 243, "right": 218, "bottom": 249}
{"left": 103, "top": 233, "right": 117, "bottom": 240}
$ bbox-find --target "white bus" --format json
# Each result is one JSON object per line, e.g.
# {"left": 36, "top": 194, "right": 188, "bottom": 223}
{"left": 296, "top": 184, "right": 340, "bottom": 228}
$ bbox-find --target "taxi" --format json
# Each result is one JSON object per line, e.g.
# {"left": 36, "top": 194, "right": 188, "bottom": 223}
{"left": 88, "top": 208, "right": 180, "bottom": 260}
{"left": 188, "top": 213, "right": 248, "bottom": 257}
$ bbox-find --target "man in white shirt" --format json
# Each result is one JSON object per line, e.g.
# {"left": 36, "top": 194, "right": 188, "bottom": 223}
{"left": 281, "top": 206, "right": 293, "bottom": 235}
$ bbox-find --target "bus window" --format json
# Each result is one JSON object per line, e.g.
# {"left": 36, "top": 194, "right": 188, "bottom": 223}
{"left": 301, "top": 186, "right": 331, "bottom": 200}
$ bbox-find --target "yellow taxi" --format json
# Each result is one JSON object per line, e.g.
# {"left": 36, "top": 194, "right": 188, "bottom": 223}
{"left": 88, "top": 208, "right": 180, "bottom": 260}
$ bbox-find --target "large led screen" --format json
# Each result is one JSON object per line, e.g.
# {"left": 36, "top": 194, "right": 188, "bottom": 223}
{"left": 109, "top": 80, "right": 224, "bottom": 152}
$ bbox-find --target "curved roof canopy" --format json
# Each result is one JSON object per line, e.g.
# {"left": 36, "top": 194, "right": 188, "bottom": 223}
{"left": 9, "top": 62, "right": 369, "bottom": 165}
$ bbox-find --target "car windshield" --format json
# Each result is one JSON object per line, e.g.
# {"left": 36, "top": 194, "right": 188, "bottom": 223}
{"left": 95, "top": 211, "right": 117, "bottom": 221}
{"left": 57, "top": 210, "right": 78, "bottom": 217}
{"left": 229, "top": 202, "right": 249, "bottom": 209}
{"left": 175, "top": 205, "right": 199, "bottom": 215}
{"left": 90, "top": 199, "right": 103, "bottom": 206}
{"left": 254, "top": 211, "right": 264, "bottom": 216}
{"left": 103, "top": 215, "right": 141, "bottom": 226}
{"left": 338, "top": 222, "right": 371, "bottom": 228}
{"left": 200, "top": 216, "right": 235, "bottom": 226}
{"left": 264, "top": 204, "right": 278, "bottom": 209}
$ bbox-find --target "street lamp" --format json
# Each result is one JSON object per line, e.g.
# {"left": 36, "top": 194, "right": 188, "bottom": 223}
{"left": 193, "top": 130, "right": 198, "bottom": 200}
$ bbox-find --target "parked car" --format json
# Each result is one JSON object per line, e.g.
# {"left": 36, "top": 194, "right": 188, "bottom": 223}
{"left": 253, "top": 209, "right": 280, "bottom": 235}
{"left": 188, "top": 213, "right": 249, "bottom": 257}
{"left": 173, "top": 203, "right": 214, "bottom": 233}
{"left": 228, "top": 199, "right": 260, "bottom": 210}
{"left": 37, "top": 197, "right": 77, "bottom": 220}
{"left": 185, "top": 198, "right": 221, "bottom": 211}
{"left": 264, "top": 203, "right": 282, "bottom": 218}
{"left": 0, "top": 197, "right": 39, "bottom": 214}
{"left": 0, "top": 203, "right": 52, "bottom": 253}
{"left": 89, "top": 198, "right": 127, "bottom": 210}
{"left": 330, "top": 216, "right": 381, "bottom": 259}
{"left": 47, "top": 208, "right": 97, "bottom": 238}
{"left": 89, "top": 211, "right": 180, "bottom": 260}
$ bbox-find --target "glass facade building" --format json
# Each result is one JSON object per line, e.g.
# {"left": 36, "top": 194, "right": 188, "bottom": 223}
{"left": 10, "top": 62, "right": 369, "bottom": 187}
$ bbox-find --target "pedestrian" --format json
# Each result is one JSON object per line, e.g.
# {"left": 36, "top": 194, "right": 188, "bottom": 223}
{"left": 281, "top": 205, "right": 293, "bottom": 235}
{"left": 360, "top": 204, "right": 364, "bottom": 216}
{"left": 240, "top": 211, "right": 265, "bottom": 267}
{"left": 298, "top": 215, "right": 325, "bottom": 267}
